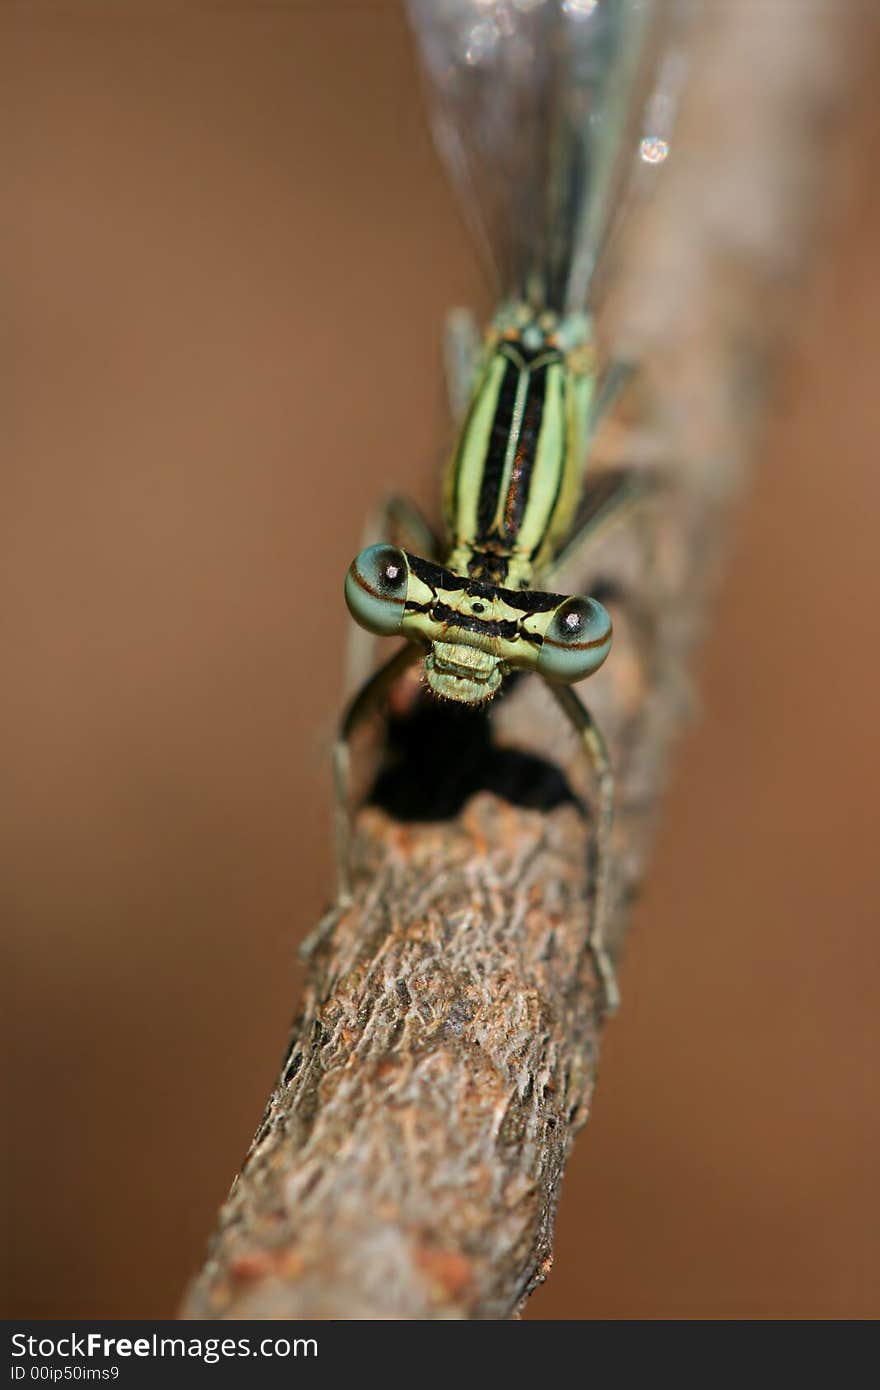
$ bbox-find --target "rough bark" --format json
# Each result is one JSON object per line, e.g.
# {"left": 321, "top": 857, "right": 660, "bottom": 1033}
{"left": 182, "top": 4, "right": 853, "bottom": 1320}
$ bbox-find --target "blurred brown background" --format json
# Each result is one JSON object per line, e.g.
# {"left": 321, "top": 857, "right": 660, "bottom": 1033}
{"left": 4, "top": 3, "right": 879, "bottom": 1320}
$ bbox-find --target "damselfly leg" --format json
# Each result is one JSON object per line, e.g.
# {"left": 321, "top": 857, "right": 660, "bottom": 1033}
{"left": 334, "top": 641, "right": 424, "bottom": 906}
{"left": 545, "top": 464, "right": 654, "bottom": 580}
{"left": 545, "top": 681, "right": 619, "bottom": 1014}
{"left": 379, "top": 497, "right": 440, "bottom": 561}
{"left": 301, "top": 639, "right": 424, "bottom": 961}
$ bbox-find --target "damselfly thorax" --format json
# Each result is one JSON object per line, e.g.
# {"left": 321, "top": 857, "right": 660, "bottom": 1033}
{"left": 345, "top": 302, "right": 613, "bottom": 706}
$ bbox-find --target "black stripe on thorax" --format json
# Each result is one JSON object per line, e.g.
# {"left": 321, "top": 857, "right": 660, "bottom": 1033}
{"left": 473, "top": 346, "right": 553, "bottom": 549}
{"left": 475, "top": 356, "right": 521, "bottom": 538}
{"left": 501, "top": 362, "right": 548, "bottom": 541}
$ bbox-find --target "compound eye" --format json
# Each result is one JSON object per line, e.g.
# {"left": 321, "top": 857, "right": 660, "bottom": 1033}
{"left": 536, "top": 596, "right": 612, "bottom": 684}
{"left": 344, "top": 544, "right": 410, "bottom": 636}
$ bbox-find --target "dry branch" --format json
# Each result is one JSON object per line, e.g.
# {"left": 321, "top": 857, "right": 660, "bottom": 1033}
{"left": 182, "top": 4, "right": 852, "bottom": 1320}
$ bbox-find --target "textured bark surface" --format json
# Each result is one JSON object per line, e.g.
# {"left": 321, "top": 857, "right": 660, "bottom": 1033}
{"left": 182, "top": 4, "right": 852, "bottom": 1320}
{"left": 187, "top": 799, "right": 603, "bottom": 1319}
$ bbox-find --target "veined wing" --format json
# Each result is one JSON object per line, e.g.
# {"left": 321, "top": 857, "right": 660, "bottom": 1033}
{"left": 404, "top": 0, "right": 687, "bottom": 316}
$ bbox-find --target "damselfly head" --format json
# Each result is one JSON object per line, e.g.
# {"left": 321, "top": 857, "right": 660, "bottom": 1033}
{"left": 344, "top": 544, "right": 613, "bottom": 706}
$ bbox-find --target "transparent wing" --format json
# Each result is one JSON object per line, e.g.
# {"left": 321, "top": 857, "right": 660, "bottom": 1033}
{"left": 405, "top": 0, "right": 688, "bottom": 315}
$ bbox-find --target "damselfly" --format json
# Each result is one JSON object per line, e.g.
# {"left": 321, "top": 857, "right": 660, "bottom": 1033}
{"left": 335, "top": 0, "right": 682, "bottom": 1011}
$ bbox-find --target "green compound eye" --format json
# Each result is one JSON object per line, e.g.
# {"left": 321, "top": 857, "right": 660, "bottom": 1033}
{"left": 344, "top": 544, "right": 410, "bottom": 636}
{"left": 536, "top": 595, "right": 612, "bottom": 684}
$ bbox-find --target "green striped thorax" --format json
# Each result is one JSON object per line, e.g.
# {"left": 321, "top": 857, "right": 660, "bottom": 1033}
{"left": 344, "top": 302, "right": 612, "bottom": 704}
